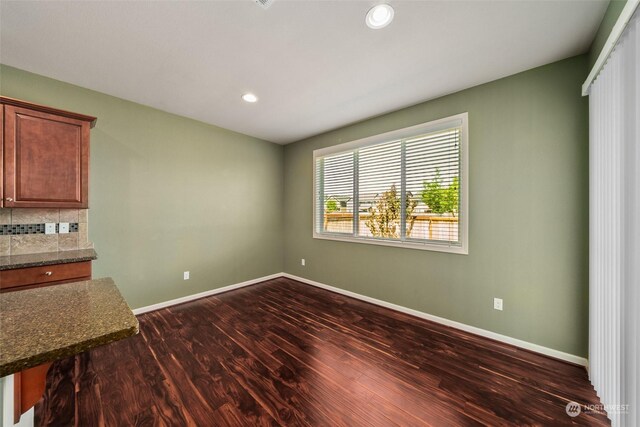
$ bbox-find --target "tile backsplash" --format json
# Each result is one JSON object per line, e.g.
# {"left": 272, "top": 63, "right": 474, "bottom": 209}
{"left": 0, "top": 209, "right": 93, "bottom": 256}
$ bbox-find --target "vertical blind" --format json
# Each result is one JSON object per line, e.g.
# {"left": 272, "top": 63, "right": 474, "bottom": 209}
{"left": 588, "top": 8, "right": 639, "bottom": 427}
{"left": 315, "top": 119, "right": 463, "bottom": 248}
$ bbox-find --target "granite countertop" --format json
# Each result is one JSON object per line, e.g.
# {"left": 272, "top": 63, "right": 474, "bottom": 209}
{"left": 0, "top": 277, "right": 139, "bottom": 377}
{"left": 0, "top": 248, "right": 98, "bottom": 271}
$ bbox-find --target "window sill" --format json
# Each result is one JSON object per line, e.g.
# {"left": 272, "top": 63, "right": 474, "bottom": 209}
{"left": 312, "top": 233, "right": 468, "bottom": 255}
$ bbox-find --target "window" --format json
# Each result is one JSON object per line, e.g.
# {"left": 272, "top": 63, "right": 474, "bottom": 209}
{"left": 313, "top": 113, "right": 468, "bottom": 254}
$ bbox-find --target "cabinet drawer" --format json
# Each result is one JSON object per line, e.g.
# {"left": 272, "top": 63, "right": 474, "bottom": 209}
{"left": 0, "top": 261, "right": 92, "bottom": 291}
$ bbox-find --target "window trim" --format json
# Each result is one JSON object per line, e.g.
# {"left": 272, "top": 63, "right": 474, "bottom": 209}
{"left": 312, "top": 112, "right": 469, "bottom": 255}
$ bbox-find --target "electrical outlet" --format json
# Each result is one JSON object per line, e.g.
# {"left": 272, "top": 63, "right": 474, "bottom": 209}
{"left": 59, "top": 222, "right": 70, "bottom": 234}
{"left": 301, "top": 259, "right": 306, "bottom": 266}
{"left": 494, "top": 298, "right": 503, "bottom": 311}
{"left": 45, "top": 223, "right": 56, "bottom": 235}
{"left": 184, "top": 271, "right": 190, "bottom": 280}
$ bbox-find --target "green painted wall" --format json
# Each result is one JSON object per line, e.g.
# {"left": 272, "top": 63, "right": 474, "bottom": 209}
{"left": 0, "top": 65, "right": 284, "bottom": 309}
{"left": 283, "top": 55, "right": 589, "bottom": 357}
{"left": 589, "top": 0, "right": 628, "bottom": 68}
{"left": 1, "top": 53, "right": 590, "bottom": 357}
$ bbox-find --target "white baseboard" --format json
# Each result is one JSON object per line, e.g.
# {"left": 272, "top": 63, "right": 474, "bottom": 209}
{"left": 131, "top": 271, "right": 588, "bottom": 367}
{"left": 282, "top": 273, "right": 588, "bottom": 367}
{"left": 132, "top": 273, "right": 283, "bottom": 315}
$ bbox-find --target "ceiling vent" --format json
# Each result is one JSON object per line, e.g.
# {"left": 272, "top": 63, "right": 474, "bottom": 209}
{"left": 255, "top": 0, "right": 274, "bottom": 9}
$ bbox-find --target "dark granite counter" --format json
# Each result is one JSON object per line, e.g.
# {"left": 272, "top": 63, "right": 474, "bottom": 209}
{"left": 0, "top": 277, "right": 138, "bottom": 377}
{"left": 0, "top": 248, "right": 97, "bottom": 271}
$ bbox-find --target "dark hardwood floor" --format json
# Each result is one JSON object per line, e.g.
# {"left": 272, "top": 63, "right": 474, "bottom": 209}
{"left": 35, "top": 277, "right": 608, "bottom": 426}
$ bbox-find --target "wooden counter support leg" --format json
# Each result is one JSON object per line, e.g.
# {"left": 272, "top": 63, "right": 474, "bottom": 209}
{"left": 14, "top": 362, "right": 52, "bottom": 424}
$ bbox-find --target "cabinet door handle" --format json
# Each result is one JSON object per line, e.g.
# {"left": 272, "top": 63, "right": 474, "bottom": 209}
{"left": 44, "top": 271, "right": 53, "bottom": 276}
{"left": 5, "top": 198, "right": 13, "bottom": 202}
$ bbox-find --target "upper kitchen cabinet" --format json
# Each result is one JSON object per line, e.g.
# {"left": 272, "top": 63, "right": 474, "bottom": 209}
{"left": 0, "top": 97, "right": 97, "bottom": 208}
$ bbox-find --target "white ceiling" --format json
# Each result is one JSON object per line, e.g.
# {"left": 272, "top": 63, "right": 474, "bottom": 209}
{"left": 0, "top": 0, "right": 607, "bottom": 144}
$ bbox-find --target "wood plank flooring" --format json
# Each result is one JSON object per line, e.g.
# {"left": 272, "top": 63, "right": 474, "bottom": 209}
{"left": 35, "top": 277, "right": 609, "bottom": 426}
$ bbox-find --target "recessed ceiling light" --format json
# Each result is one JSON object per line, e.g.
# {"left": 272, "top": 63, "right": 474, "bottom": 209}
{"left": 366, "top": 4, "right": 394, "bottom": 29}
{"left": 242, "top": 93, "right": 258, "bottom": 103}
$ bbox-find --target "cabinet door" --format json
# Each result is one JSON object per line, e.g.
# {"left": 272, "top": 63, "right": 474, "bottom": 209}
{"left": 3, "top": 105, "right": 89, "bottom": 208}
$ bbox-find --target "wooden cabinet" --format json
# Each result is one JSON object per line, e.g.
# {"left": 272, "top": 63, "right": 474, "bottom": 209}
{"left": 2, "top": 260, "right": 93, "bottom": 422}
{"left": 0, "top": 97, "right": 96, "bottom": 208}
{"left": 14, "top": 362, "right": 52, "bottom": 424}
{"left": 0, "top": 261, "right": 92, "bottom": 292}
{"left": 0, "top": 104, "right": 3, "bottom": 209}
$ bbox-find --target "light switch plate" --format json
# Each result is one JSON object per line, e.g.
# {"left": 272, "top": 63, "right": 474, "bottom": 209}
{"left": 45, "top": 223, "right": 56, "bottom": 235}
{"left": 59, "top": 222, "right": 70, "bottom": 234}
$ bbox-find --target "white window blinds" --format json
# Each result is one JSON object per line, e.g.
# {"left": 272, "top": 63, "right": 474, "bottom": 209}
{"left": 314, "top": 113, "right": 468, "bottom": 254}
{"left": 316, "top": 151, "right": 354, "bottom": 234}
{"left": 359, "top": 140, "right": 402, "bottom": 239}
{"left": 405, "top": 128, "right": 461, "bottom": 242}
